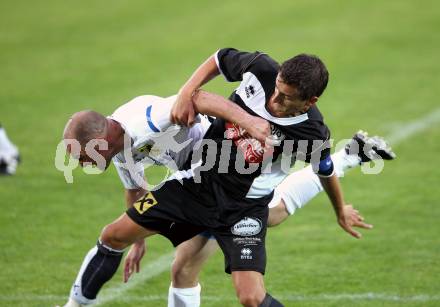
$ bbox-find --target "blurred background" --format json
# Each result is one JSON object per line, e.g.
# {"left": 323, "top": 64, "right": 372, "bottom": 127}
{"left": 0, "top": 0, "right": 439, "bottom": 306}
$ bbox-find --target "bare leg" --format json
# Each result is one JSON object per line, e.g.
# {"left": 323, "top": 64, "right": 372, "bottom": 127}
{"left": 232, "top": 271, "right": 266, "bottom": 307}
{"left": 232, "top": 271, "right": 283, "bottom": 306}
{"left": 100, "top": 213, "right": 156, "bottom": 249}
{"left": 171, "top": 235, "right": 219, "bottom": 287}
{"left": 168, "top": 234, "right": 218, "bottom": 307}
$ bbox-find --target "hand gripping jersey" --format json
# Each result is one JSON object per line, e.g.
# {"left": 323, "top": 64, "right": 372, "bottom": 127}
{"left": 109, "top": 95, "right": 211, "bottom": 189}
{"left": 196, "top": 48, "right": 332, "bottom": 199}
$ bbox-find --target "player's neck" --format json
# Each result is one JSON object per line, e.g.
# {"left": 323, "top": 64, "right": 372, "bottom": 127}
{"left": 106, "top": 119, "right": 125, "bottom": 155}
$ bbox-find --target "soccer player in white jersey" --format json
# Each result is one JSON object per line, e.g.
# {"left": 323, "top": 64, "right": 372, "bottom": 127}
{"left": 61, "top": 91, "right": 394, "bottom": 307}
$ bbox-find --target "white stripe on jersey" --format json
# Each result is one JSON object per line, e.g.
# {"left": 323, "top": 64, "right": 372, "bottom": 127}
{"left": 214, "top": 49, "right": 230, "bottom": 82}
{"left": 245, "top": 155, "right": 290, "bottom": 198}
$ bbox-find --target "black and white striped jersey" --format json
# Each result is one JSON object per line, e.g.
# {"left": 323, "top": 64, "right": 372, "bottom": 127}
{"left": 197, "top": 48, "right": 331, "bottom": 200}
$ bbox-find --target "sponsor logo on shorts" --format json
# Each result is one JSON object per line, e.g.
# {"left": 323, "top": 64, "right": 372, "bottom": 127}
{"left": 233, "top": 237, "right": 261, "bottom": 246}
{"left": 241, "top": 248, "right": 252, "bottom": 260}
{"left": 133, "top": 192, "right": 158, "bottom": 214}
{"left": 231, "top": 217, "right": 262, "bottom": 236}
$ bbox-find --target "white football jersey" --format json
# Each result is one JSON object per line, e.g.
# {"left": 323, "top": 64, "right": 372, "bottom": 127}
{"left": 109, "top": 95, "right": 211, "bottom": 189}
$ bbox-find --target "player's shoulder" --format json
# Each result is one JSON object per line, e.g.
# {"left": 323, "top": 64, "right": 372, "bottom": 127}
{"left": 108, "top": 94, "right": 170, "bottom": 141}
{"left": 251, "top": 52, "right": 279, "bottom": 71}
{"left": 110, "top": 94, "right": 175, "bottom": 126}
{"left": 242, "top": 51, "right": 279, "bottom": 82}
{"left": 217, "top": 48, "right": 279, "bottom": 83}
{"left": 111, "top": 96, "right": 149, "bottom": 121}
{"left": 112, "top": 95, "right": 162, "bottom": 115}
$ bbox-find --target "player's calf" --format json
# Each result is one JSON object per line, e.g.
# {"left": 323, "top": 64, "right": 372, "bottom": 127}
{"left": 68, "top": 240, "right": 124, "bottom": 305}
{"left": 65, "top": 214, "right": 155, "bottom": 305}
{"left": 232, "top": 271, "right": 284, "bottom": 307}
{"left": 259, "top": 294, "right": 284, "bottom": 307}
{"left": 236, "top": 290, "right": 283, "bottom": 307}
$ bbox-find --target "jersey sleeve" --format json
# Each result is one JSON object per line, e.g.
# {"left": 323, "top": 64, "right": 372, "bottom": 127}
{"left": 314, "top": 153, "right": 335, "bottom": 177}
{"left": 147, "top": 95, "right": 176, "bottom": 132}
{"left": 307, "top": 137, "right": 334, "bottom": 177}
{"left": 215, "top": 48, "right": 265, "bottom": 82}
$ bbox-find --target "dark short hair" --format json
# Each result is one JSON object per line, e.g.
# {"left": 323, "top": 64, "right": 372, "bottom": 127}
{"left": 279, "top": 54, "right": 329, "bottom": 100}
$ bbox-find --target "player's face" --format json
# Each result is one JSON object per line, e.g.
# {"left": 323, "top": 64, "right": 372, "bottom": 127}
{"left": 266, "top": 75, "right": 317, "bottom": 117}
{"left": 66, "top": 145, "right": 112, "bottom": 170}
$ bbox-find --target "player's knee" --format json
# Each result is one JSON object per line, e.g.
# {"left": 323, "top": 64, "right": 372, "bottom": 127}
{"left": 171, "top": 259, "right": 198, "bottom": 287}
{"left": 100, "top": 223, "right": 129, "bottom": 250}
{"left": 268, "top": 201, "right": 289, "bottom": 227}
{"left": 171, "top": 259, "right": 183, "bottom": 282}
{"left": 235, "top": 285, "right": 265, "bottom": 307}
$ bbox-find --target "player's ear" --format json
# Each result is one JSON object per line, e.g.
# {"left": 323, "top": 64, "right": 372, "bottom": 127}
{"left": 303, "top": 96, "right": 318, "bottom": 112}
{"left": 308, "top": 96, "right": 318, "bottom": 106}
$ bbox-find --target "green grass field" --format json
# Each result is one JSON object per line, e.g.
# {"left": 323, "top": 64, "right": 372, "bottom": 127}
{"left": 1, "top": 0, "right": 439, "bottom": 306}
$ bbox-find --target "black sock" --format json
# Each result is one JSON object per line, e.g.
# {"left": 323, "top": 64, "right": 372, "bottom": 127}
{"left": 259, "top": 293, "right": 284, "bottom": 307}
{"left": 72, "top": 241, "right": 123, "bottom": 301}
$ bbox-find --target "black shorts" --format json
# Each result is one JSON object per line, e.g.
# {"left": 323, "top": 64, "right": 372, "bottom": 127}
{"left": 211, "top": 211, "right": 268, "bottom": 274}
{"left": 126, "top": 177, "right": 271, "bottom": 274}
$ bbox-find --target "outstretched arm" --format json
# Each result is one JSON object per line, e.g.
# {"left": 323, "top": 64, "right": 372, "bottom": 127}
{"left": 123, "top": 188, "right": 147, "bottom": 282}
{"left": 319, "top": 174, "right": 369, "bottom": 239}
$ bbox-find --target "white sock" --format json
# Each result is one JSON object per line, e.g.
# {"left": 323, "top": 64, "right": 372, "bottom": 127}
{"left": 332, "top": 148, "right": 361, "bottom": 177}
{"left": 68, "top": 246, "right": 99, "bottom": 305}
{"left": 273, "top": 148, "right": 361, "bottom": 214}
{"left": 168, "top": 283, "right": 201, "bottom": 307}
{"left": 0, "top": 127, "right": 18, "bottom": 155}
